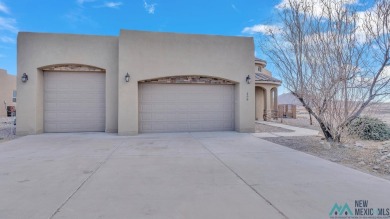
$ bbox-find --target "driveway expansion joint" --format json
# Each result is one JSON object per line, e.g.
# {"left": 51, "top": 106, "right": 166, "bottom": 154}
{"left": 191, "top": 133, "right": 289, "bottom": 219}
{"left": 49, "top": 141, "right": 125, "bottom": 219}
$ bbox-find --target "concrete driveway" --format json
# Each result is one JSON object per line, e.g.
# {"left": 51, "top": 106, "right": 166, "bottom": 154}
{"left": 0, "top": 132, "right": 389, "bottom": 219}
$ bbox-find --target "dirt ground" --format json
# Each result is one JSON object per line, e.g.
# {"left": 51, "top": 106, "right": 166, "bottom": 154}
{"left": 256, "top": 119, "right": 390, "bottom": 181}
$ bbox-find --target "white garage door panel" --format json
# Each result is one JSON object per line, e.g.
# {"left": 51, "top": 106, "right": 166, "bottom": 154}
{"left": 139, "top": 83, "right": 235, "bottom": 133}
{"left": 44, "top": 71, "right": 105, "bottom": 132}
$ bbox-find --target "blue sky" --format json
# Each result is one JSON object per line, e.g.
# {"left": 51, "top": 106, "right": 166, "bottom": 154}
{"left": 0, "top": 0, "right": 376, "bottom": 91}
{"left": 0, "top": 0, "right": 279, "bottom": 76}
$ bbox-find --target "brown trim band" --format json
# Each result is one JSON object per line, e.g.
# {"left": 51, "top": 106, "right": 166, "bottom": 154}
{"left": 39, "top": 64, "right": 105, "bottom": 72}
{"left": 139, "top": 75, "right": 235, "bottom": 85}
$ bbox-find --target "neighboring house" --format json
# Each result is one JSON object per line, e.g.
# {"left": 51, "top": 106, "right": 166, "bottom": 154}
{"left": 0, "top": 69, "right": 16, "bottom": 117}
{"left": 254, "top": 58, "right": 282, "bottom": 121}
{"left": 17, "top": 30, "right": 256, "bottom": 135}
{"left": 278, "top": 93, "right": 302, "bottom": 106}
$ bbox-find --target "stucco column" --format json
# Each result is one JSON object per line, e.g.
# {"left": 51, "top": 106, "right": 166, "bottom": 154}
{"left": 266, "top": 88, "right": 272, "bottom": 111}
{"left": 274, "top": 88, "right": 278, "bottom": 111}
{"left": 264, "top": 88, "right": 272, "bottom": 121}
{"left": 270, "top": 88, "right": 275, "bottom": 111}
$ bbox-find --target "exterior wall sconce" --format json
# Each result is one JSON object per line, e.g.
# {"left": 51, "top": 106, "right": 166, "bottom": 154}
{"left": 21, "top": 73, "right": 28, "bottom": 83}
{"left": 125, "top": 72, "right": 130, "bottom": 82}
{"left": 246, "top": 75, "right": 251, "bottom": 84}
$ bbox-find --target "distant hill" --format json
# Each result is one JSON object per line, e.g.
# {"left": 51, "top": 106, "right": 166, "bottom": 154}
{"left": 278, "top": 93, "right": 302, "bottom": 105}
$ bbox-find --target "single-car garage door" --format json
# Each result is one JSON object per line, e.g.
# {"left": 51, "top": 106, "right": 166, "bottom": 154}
{"left": 44, "top": 71, "right": 105, "bottom": 132}
{"left": 139, "top": 83, "right": 235, "bottom": 133}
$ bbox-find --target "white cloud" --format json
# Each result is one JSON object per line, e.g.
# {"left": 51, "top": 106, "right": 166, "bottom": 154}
{"left": 144, "top": 0, "right": 156, "bottom": 14}
{"left": 276, "top": 0, "right": 360, "bottom": 17}
{"left": 94, "top": 1, "right": 123, "bottom": 9}
{"left": 64, "top": 8, "right": 98, "bottom": 27}
{"left": 0, "top": 36, "right": 14, "bottom": 43}
{"left": 0, "top": 1, "right": 9, "bottom": 14}
{"left": 0, "top": 17, "right": 18, "bottom": 33}
{"left": 242, "top": 24, "right": 281, "bottom": 35}
{"left": 382, "top": 66, "right": 390, "bottom": 78}
{"left": 66, "top": 1, "right": 104, "bottom": 26}
{"left": 245, "top": 0, "right": 376, "bottom": 42}
{"left": 231, "top": 4, "right": 238, "bottom": 12}
{"left": 103, "top": 2, "right": 122, "bottom": 8}
{"left": 77, "top": 0, "right": 96, "bottom": 6}
{"left": 276, "top": 0, "right": 360, "bottom": 9}
{"left": 355, "top": 2, "right": 390, "bottom": 44}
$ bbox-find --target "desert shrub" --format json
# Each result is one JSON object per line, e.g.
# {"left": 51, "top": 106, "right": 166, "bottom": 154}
{"left": 348, "top": 116, "right": 390, "bottom": 141}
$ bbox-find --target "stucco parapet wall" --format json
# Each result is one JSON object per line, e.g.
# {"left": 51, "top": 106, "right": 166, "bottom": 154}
{"left": 118, "top": 30, "right": 254, "bottom": 82}
{"left": 255, "top": 58, "right": 267, "bottom": 66}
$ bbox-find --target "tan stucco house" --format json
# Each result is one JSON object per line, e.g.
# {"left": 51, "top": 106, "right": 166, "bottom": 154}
{"left": 0, "top": 69, "right": 16, "bottom": 117}
{"left": 17, "top": 30, "right": 258, "bottom": 135}
{"left": 254, "top": 58, "right": 281, "bottom": 121}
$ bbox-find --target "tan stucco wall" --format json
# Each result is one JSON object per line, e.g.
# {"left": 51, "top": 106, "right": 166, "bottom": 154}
{"left": 0, "top": 69, "right": 16, "bottom": 117}
{"left": 17, "top": 32, "right": 118, "bottom": 135}
{"left": 17, "top": 30, "right": 255, "bottom": 135}
{"left": 118, "top": 30, "right": 255, "bottom": 135}
{"left": 255, "top": 62, "right": 272, "bottom": 76}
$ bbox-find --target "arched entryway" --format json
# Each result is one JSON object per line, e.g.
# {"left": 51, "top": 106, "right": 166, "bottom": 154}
{"left": 255, "top": 85, "right": 278, "bottom": 121}
{"left": 255, "top": 86, "right": 266, "bottom": 120}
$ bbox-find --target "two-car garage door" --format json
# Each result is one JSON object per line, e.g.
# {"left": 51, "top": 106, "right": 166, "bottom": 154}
{"left": 139, "top": 83, "right": 235, "bottom": 133}
{"left": 44, "top": 71, "right": 105, "bottom": 132}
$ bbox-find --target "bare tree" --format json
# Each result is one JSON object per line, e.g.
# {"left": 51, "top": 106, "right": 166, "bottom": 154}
{"left": 260, "top": 0, "right": 390, "bottom": 142}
